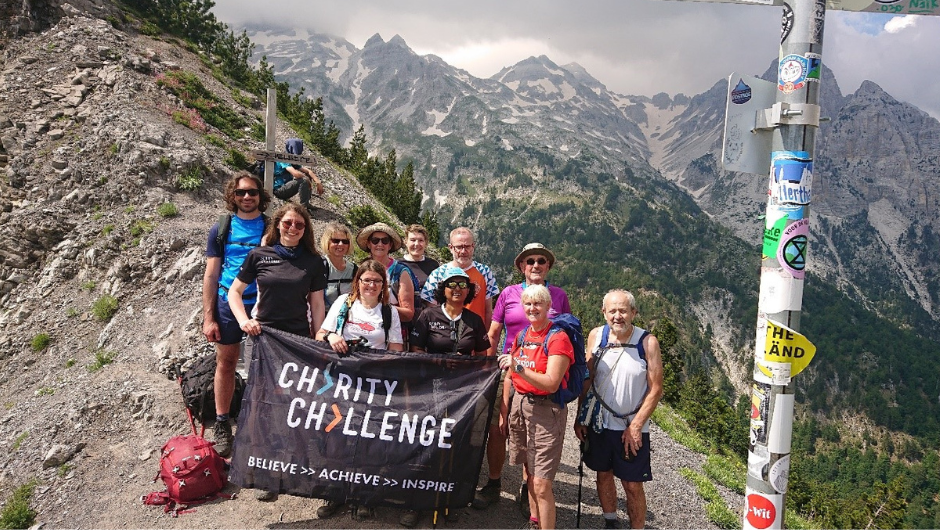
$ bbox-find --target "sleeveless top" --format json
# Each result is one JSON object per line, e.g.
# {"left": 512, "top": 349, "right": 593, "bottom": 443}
{"left": 592, "top": 326, "right": 650, "bottom": 432}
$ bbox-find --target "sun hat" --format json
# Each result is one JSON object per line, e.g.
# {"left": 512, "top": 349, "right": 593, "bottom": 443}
{"left": 440, "top": 265, "right": 470, "bottom": 283}
{"left": 514, "top": 242, "right": 556, "bottom": 271}
{"left": 356, "top": 222, "right": 403, "bottom": 252}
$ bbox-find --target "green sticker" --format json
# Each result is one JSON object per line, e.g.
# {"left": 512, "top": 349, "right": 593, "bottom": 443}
{"left": 763, "top": 216, "right": 787, "bottom": 259}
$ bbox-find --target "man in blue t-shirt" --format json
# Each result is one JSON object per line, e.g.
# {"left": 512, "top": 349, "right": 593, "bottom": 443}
{"left": 272, "top": 138, "right": 323, "bottom": 210}
{"left": 201, "top": 171, "right": 270, "bottom": 457}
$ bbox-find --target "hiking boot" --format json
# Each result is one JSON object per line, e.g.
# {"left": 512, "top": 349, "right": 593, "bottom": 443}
{"left": 212, "top": 420, "right": 233, "bottom": 457}
{"left": 472, "top": 480, "right": 501, "bottom": 509}
{"left": 316, "top": 500, "right": 345, "bottom": 518}
{"left": 604, "top": 518, "right": 621, "bottom": 529}
{"left": 517, "top": 483, "right": 530, "bottom": 517}
{"left": 399, "top": 509, "right": 419, "bottom": 527}
{"left": 354, "top": 505, "right": 375, "bottom": 520}
{"left": 255, "top": 489, "right": 278, "bottom": 502}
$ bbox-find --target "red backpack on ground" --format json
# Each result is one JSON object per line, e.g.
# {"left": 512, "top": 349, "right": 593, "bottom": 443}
{"left": 142, "top": 411, "right": 234, "bottom": 516}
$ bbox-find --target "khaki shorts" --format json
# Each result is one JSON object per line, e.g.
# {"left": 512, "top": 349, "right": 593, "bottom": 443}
{"left": 491, "top": 370, "right": 506, "bottom": 426}
{"left": 508, "top": 391, "right": 567, "bottom": 480}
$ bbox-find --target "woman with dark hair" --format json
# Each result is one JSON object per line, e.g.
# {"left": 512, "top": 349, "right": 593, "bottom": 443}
{"left": 410, "top": 265, "right": 490, "bottom": 356}
{"left": 319, "top": 222, "right": 357, "bottom": 307}
{"left": 314, "top": 259, "right": 404, "bottom": 520}
{"left": 316, "top": 259, "right": 404, "bottom": 354}
{"left": 228, "top": 203, "right": 326, "bottom": 339}
{"left": 400, "top": 265, "right": 490, "bottom": 527}
{"left": 226, "top": 203, "right": 328, "bottom": 503}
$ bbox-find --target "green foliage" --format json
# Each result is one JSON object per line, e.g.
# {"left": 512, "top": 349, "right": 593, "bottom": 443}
{"left": 30, "top": 333, "right": 51, "bottom": 352}
{"left": 157, "top": 70, "right": 246, "bottom": 138}
{"left": 130, "top": 219, "right": 155, "bottom": 237}
{"left": 65, "top": 358, "right": 76, "bottom": 368}
{"left": 87, "top": 350, "right": 116, "bottom": 372}
{"left": 157, "top": 202, "right": 179, "bottom": 218}
{"left": 158, "top": 156, "right": 171, "bottom": 171}
{"left": 101, "top": 224, "right": 114, "bottom": 236}
{"left": 65, "top": 307, "right": 79, "bottom": 318}
{"left": 347, "top": 205, "right": 392, "bottom": 230}
{"left": 205, "top": 134, "right": 226, "bottom": 148}
{"left": 678, "top": 372, "right": 747, "bottom": 456}
{"left": 10, "top": 432, "right": 27, "bottom": 452}
{"left": 223, "top": 148, "right": 248, "bottom": 170}
{"left": 702, "top": 454, "right": 745, "bottom": 494}
{"left": 0, "top": 481, "right": 37, "bottom": 529}
{"left": 651, "top": 404, "right": 710, "bottom": 454}
{"left": 91, "top": 294, "right": 118, "bottom": 321}
{"left": 175, "top": 165, "right": 204, "bottom": 191}
{"left": 57, "top": 464, "right": 74, "bottom": 478}
{"left": 80, "top": 280, "right": 96, "bottom": 290}
{"left": 36, "top": 387, "right": 54, "bottom": 396}
{"left": 679, "top": 468, "right": 740, "bottom": 529}
{"left": 108, "top": 143, "right": 119, "bottom": 156}
{"left": 652, "top": 317, "right": 683, "bottom": 404}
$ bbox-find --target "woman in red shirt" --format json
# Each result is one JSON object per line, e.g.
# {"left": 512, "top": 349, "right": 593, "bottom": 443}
{"left": 498, "top": 284, "right": 574, "bottom": 530}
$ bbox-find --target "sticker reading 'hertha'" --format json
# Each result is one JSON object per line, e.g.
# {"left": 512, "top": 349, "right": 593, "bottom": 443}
{"left": 771, "top": 151, "right": 812, "bottom": 205}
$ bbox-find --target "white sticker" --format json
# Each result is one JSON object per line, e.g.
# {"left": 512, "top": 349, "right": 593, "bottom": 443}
{"left": 759, "top": 267, "right": 804, "bottom": 313}
{"left": 769, "top": 455, "right": 790, "bottom": 493}
{"left": 748, "top": 445, "right": 770, "bottom": 480}
{"left": 767, "top": 394, "right": 795, "bottom": 454}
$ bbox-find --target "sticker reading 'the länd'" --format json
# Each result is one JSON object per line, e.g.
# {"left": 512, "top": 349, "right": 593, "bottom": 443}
{"left": 771, "top": 151, "right": 812, "bottom": 205}
{"left": 776, "top": 219, "right": 809, "bottom": 279}
{"left": 763, "top": 320, "right": 816, "bottom": 376}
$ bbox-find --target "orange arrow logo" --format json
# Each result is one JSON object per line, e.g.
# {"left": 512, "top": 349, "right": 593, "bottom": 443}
{"left": 326, "top": 404, "right": 343, "bottom": 432}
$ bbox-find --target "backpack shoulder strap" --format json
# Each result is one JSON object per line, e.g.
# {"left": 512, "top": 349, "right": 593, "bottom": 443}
{"left": 381, "top": 304, "right": 392, "bottom": 344}
{"left": 514, "top": 325, "right": 531, "bottom": 352}
{"left": 637, "top": 330, "right": 650, "bottom": 361}
{"left": 335, "top": 297, "right": 351, "bottom": 334}
{"left": 600, "top": 324, "right": 611, "bottom": 349}
{"left": 215, "top": 213, "right": 232, "bottom": 257}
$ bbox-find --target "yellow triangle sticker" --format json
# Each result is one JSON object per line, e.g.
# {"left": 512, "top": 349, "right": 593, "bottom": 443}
{"left": 763, "top": 321, "right": 816, "bottom": 376}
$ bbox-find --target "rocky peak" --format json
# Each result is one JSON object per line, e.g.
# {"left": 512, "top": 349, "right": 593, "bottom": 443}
{"left": 363, "top": 32, "right": 385, "bottom": 48}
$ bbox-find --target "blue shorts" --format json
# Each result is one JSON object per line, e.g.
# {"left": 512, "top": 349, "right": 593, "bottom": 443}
{"left": 583, "top": 429, "right": 653, "bottom": 483}
{"left": 215, "top": 292, "right": 254, "bottom": 345}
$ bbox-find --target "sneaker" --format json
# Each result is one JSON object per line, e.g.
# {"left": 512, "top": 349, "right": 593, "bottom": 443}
{"left": 472, "top": 481, "right": 501, "bottom": 509}
{"left": 354, "top": 505, "right": 375, "bottom": 520}
{"left": 316, "top": 500, "right": 345, "bottom": 518}
{"left": 255, "top": 489, "right": 278, "bottom": 502}
{"left": 529, "top": 518, "right": 541, "bottom": 530}
{"left": 517, "top": 483, "right": 530, "bottom": 517}
{"left": 604, "top": 518, "right": 621, "bottom": 529}
{"left": 399, "top": 509, "right": 420, "bottom": 527}
{"left": 212, "top": 421, "right": 233, "bottom": 457}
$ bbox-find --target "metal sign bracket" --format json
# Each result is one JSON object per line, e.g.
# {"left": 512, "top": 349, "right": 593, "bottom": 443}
{"left": 755, "top": 102, "right": 821, "bottom": 130}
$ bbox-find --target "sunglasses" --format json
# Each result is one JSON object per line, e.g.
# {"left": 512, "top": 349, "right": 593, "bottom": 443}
{"left": 281, "top": 220, "right": 306, "bottom": 230}
{"left": 330, "top": 238, "right": 350, "bottom": 245}
{"left": 234, "top": 188, "right": 260, "bottom": 197}
{"left": 526, "top": 257, "right": 548, "bottom": 266}
{"left": 369, "top": 236, "right": 392, "bottom": 245}
{"left": 444, "top": 280, "right": 469, "bottom": 289}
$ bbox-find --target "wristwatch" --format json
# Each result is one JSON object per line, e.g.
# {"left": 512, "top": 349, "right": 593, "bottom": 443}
{"left": 514, "top": 362, "right": 524, "bottom": 374}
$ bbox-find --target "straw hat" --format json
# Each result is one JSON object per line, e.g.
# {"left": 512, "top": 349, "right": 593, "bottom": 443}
{"left": 356, "top": 222, "right": 403, "bottom": 252}
{"left": 514, "top": 242, "right": 556, "bottom": 271}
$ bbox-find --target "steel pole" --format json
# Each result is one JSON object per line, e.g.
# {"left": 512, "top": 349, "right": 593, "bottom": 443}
{"left": 744, "top": 0, "right": 824, "bottom": 528}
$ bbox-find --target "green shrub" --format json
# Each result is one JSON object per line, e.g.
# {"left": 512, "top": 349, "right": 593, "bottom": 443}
{"left": 176, "top": 166, "right": 204, "bottom": 191}
{"left": 130, "top": 219, "right": 155, "bottom": 237}
{"left": 347, "top": 204, "right": 393, "bottom": 230}
{"left": 91, "top": 294, "right": 118, "bottom": 321}
{"left": 65, "top": 307, "right": 79, "bottom": 318}
{"left": 10, "top": 432, "right": 27, "bottom": 451}
{"left": 139, "top": 21, "right": 161, "bottom": 36}
{"left": 65, "top": 358, "right": 76, "bottom": 368}
{"left": 158, "top": 156, "right": 171, "bottom": 171}
{"left": 30, "top": 333, "right": 51, "bottom": 352}
{"left": 206, "top": 134, "right": 226, "bottom": 148}
{"left": 0, "top": 481, "right": 37, "bottom": 529}
{"left": 57, "top": 464, "right": 74, "bottom": 478}
{"left": 703, "top": 454, "right": 746, "bottom": 495}
{"left": 156, "top": 71, "right": 247, "bottom": 138}
{"left": 223, "top": 148, "right": 248, "bottom": 169}
{"left": 87, "top": 350, "right": 116, "bottom": 372}
{"left": 157, "top": 202, "right": 179, "bottom": 218}
{"left": 680, "top": 468, "right": 741, "bottom": 529}
{"left": 101, "top": 224, "right": 114, "bottom": 236}
{"left": 80, "top": 280, "right": 96, "bottom": 291}
{"left": 36, "top": 387, "right": 54, "bottom": 396}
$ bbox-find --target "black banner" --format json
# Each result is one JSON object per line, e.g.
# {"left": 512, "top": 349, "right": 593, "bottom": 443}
{"left": 229, "top": 328, "right": 500, "bottom": 511}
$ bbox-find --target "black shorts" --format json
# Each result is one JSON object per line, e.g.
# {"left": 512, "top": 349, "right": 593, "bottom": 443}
{"left": 583, "top": 429, "right": 653, "bottom": 483}
{"left": 216, "top": 292, "right": 254, "bottom": 345}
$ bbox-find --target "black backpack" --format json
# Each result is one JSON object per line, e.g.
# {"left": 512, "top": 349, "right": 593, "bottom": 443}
{"left": 180, "top": 354, "right": 246, "bottom": 423}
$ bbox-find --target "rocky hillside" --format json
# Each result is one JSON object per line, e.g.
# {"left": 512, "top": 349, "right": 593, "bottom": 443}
{"left": 0, "top": 7, "right": 737, "bottom": 528}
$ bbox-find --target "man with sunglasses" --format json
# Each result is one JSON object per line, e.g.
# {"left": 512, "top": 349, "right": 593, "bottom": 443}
{"left": 201, "top": 171, "right": 270, "bottom": 457}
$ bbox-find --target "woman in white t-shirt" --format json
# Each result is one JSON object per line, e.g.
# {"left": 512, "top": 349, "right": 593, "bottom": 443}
{"left": 316, "top": 259, "right": 404, "bottom": 353}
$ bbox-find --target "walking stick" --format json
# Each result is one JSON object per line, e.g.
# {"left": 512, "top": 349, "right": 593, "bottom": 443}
{"left": 577, "top": 440, "right": 585, "bottom": 528}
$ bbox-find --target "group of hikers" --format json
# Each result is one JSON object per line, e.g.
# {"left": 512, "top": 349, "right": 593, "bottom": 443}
{"left": 201, "top": 149, "right": 664, "bottom": 529}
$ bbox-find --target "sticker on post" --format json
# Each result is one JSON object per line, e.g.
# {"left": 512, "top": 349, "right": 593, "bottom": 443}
{"left": 762, "top": 212, "right": 787, "bottom": 260}
{"left": 732, "top": 79, "right": 753, "bottom": 104}
{"left": 778, "top": 54, "right": 809, "bottom": 94}
{"left": 769, "top": 455, "right": 790, "bottom": 493}
{"left": 747, "top": 444, "right": 770, "bottom": 480}
{"left": 768, "top": 394, "right": 795, "bottom": 454}
{"left": 771, "top": 151, "right": 812, "bottom": 205}
{"left": 764, "top": 320, "right": 816, "bottom": 376}
{"left": 777, "top": 219, "right": 809, "bottom": 279}
{"left": 745, "top": 490, "right": 783, "bottom": 530}
{"left": 749, "top": 383, "right": 770, "bottom": 446}
{"left": 781, "top": 3, "right": 794, "bottom": 43}
{"left": 756, "top": 360, "right": 792, "bottom": 385}
{"left": 758, "top": 267, "right": 804, "bottom": 313}
{"left": 805, "top": 53, "right": 821, "bottom": 83}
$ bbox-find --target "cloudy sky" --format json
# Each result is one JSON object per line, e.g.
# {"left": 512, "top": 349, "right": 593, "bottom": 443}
{"left": 213, "top": 1, "right": 940, "bottom": 119}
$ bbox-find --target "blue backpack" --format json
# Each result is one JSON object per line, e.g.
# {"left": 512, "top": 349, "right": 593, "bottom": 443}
{"left": 514, "top": 313, "right": 588, "bottom": 407}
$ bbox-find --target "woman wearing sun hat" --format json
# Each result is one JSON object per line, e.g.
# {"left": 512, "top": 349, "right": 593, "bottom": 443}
{"left": 356, "top": 223, "right": 418, "bottom": 332}
{"left": 474, "top": 243, "right": 572, "bottom": 513}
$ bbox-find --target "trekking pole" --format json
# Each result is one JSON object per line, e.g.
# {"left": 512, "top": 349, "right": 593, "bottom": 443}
{"left": 577, "top": 440, "right": 585, "bottom": 528}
